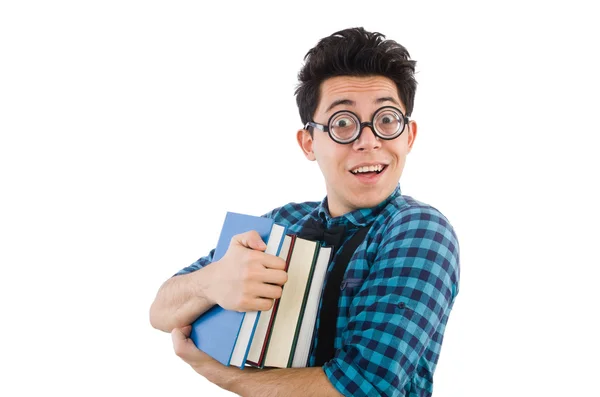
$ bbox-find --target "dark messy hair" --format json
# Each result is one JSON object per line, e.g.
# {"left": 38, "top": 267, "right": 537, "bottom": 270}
{"left": 295, "top": 27, "right": 417, "bottom": 129}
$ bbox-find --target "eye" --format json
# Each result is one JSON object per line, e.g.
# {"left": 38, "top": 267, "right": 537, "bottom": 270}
{"left": 375, "top": 109, "right": 402, "bottom": 136}
{"left": 380, "top": 115, "right": 394, "bottom": 124}
{"left": 333, "top": 117, "right": 355, "bottom": 128}
{"left": 330, "top": 113, "right": 359, "bottom": 141}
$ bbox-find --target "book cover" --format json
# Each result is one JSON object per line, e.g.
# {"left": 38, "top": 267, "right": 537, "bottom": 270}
{"left": 190, "top": 212, "right": 286, "bottom": 368}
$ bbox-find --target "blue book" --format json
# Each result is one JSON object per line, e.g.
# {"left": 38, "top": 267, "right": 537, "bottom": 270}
{"left": 190, "top": 212, "right": 286, "bottom": 368}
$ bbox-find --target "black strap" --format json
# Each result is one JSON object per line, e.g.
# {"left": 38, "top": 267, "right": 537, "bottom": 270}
{"left": 314, "top": 225, "right": 371, "bottom": 366}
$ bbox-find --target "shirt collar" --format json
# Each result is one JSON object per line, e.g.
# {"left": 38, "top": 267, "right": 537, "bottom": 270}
{"left": 316, "top": 184, "right": 401, "bottom": 228}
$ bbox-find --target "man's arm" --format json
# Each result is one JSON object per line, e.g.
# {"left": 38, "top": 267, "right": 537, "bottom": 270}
{"left": 172, "top": 326, "right": 342, "bottom": 397}
{"left": 317, "top": 206, "right": 460, "bottom": 396}
{"left": 213, "top": 366, "right": 341, "bottom": 397}
{"left": 149, "top": 230, "right": 288, "bottom": 333}
{"left": 149, "top": 265, "right": 216, "bottom": 332}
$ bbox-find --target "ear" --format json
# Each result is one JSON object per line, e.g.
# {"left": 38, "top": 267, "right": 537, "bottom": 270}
{"left": 297, "top": 129, "right": 316, "bottom": 161}
{"left": 406, "top": 120, "right": 417, "bottom": 152}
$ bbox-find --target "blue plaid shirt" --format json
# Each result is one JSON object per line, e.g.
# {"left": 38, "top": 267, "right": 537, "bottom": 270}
{"left": 176, "top": 185, "right": 460, "bottom": 397}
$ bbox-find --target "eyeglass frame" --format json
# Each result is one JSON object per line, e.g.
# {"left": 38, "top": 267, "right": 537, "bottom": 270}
{"left": 304, "top": 105, "right": 410, "bottom": 144}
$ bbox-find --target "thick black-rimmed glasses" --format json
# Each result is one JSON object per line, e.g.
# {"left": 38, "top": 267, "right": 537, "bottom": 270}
{"left": 304, "top": 106, "right": 409, "bottom": 144}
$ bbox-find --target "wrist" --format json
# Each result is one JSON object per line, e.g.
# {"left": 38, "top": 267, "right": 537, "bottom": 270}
{"left": 192, "top": 263, "right": 217, "bottom": 307}
{"left": 199, "top": 360, "right": 242, "bottom": 391}
{"left": 218, "top": 365, "right": 246, "bottom": 392}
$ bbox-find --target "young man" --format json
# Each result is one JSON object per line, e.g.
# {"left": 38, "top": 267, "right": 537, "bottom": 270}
{"left": 150, "top": 27, "right": 460, "bottom": 397}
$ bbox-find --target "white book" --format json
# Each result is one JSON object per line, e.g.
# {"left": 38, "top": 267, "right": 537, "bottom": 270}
{"left": 291, "top": 245, "right": 332, "bottom": 367}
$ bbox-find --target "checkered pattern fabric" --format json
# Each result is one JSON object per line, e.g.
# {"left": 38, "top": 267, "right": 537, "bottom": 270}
{"left": 175, "top": 185, "right": 460, "bottom": 397}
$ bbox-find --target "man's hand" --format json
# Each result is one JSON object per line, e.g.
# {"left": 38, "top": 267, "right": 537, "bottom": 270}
{"left": 172, "top": 325, "right": 238, "bottom": 386}
{"left": 205, "top": 230, "right": 288, "bottom": 312}
{"left": 171, "top": 325, "right": 214, "bottom": 370}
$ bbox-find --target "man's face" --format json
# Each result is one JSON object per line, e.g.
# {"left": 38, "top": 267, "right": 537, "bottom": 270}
{"left": 297, "top": 75, "right": 417, "bottom": 217}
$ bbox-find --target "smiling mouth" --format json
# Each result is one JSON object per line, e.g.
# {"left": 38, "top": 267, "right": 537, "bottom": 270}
{"left": 350, "top": 164, "right": 387, "bottom": 175}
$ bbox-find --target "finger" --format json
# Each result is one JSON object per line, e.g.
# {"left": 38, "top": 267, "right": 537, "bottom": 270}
{"left": 180, "top": 325, "right": 192, "bottom": 337}
{"left": 260, "top": 268, "right": 288, "bottom": 286}
{"left": 250, "top": 297, "right": 275, "bottom": 312}
{"left": 250, "top": 282, "right": 284, "bottom": 300}
{"left": 171, "top": 327, "right": 188, "bottom": 358}
{"left": 235, "top": 230, "right": 267, "bottom": 251}
{"left": 171, "top": 327, "right": 200, "bottom": 361}
{"left": 261, "top": 254, "right": 287, "bottom": 271}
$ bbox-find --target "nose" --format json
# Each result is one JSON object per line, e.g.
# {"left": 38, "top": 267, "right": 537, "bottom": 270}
{"left": 353, "top": 124, "right": 381, "bottom": 151}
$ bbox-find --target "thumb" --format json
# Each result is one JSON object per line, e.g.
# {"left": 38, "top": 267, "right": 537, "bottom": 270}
{"left": 236, "top": 230, "right": 267, "bottom": 251}
{"left": 180, "top": 325, "right": 192, "bottom": 337}
{"left": 171, "top": 327, "right": 198, "bottom": 360}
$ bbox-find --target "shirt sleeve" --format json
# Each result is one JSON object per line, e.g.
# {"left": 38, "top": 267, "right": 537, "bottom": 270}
{"left": 323, "top": 206, "right": 460, "bottom": 397}
{"left": 172, "top": 249, "right": 215, "bottom": 277}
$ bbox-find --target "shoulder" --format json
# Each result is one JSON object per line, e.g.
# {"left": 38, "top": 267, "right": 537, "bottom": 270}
{"left": 376, "top": 195, "right": 460, "bottom": 288}
{"left": 383, "top": 195, "right": 458, "bottom": 241}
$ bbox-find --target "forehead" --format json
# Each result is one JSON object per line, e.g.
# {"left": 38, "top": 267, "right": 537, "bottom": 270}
{"left": 316, "top": 75, "right": 404, "bottom": 115}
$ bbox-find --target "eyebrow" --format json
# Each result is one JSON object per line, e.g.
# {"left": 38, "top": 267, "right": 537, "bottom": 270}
{"left": 325, "top": 97, "right": 400, "bottom": 113}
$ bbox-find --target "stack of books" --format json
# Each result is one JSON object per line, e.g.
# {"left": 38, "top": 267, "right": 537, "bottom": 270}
{"left": 189, "top": 212, "right": 333, "bottom": 369}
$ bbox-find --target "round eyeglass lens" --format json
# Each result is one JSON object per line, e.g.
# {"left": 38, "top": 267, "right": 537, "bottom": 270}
{"left": 330, "top": 112, "right": 359, "bottom": 142}
{"left": 374, "top": 108, "right": 403, "bottom": 137}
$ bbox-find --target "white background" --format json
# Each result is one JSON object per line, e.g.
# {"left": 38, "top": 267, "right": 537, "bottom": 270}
{"left": 1, "top": 1, "right": 599, "bottom": 396}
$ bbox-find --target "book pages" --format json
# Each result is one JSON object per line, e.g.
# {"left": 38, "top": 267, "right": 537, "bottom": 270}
{"left": 264, "top": 238, "right": 318, "bottom": 368}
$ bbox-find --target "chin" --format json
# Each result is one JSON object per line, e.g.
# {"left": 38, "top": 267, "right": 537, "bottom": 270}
{"left": 350, "top": 192, "right": 388, "bottom": 210}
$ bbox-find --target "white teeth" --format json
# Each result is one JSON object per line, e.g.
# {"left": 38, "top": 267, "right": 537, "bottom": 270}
{"left": 351, "top": 164, "right": 384, "bottom": 174}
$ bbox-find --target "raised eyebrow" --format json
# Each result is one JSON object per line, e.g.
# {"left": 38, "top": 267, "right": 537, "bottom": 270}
{"left": 375, "top": 96, "right": 400, "bottom": 106}
{"left": 325, "top": 97, "right": 400, "bottom": 113}
{"left": 325, "top": 99, "right": 355, "bottom": 113}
